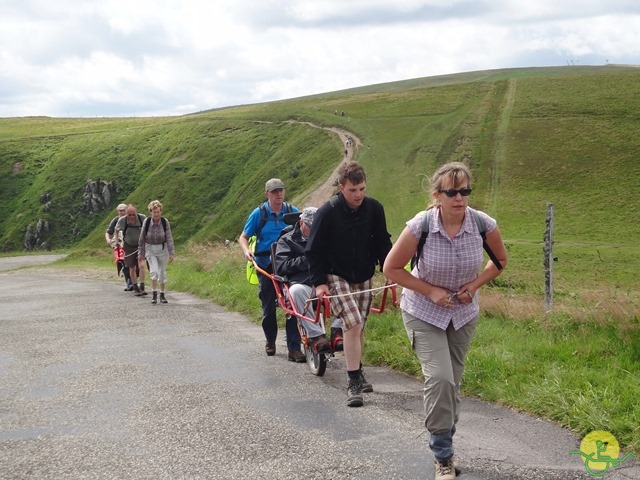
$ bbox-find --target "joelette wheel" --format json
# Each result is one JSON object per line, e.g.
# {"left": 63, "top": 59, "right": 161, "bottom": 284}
{"left": 303, "top": 344, "right": 327, "bottom": 376}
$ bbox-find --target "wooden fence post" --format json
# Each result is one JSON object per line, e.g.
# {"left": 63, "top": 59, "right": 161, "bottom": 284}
{"left": 544, "top": 203, "right": 555, "bottom": 313}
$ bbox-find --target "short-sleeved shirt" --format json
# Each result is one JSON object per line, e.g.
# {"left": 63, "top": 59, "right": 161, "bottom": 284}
{"left": 106, "top": 216, "right": 120, "bottom": 235}
{"left": 115, "top": 213, "right": 146, "bottom": 248}
{"left": 243, "top": 202, "right": 298, "bottom": 268}
{"left": 400, "top": 207, "right": 497, "bottom": 331}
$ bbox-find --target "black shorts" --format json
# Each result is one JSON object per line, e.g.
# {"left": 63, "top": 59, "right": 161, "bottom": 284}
{"left": 123, "top": 243, "right": 139, "bottom": 268}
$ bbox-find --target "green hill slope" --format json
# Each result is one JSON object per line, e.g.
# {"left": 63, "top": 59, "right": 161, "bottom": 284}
{"left": 2, "top": 65, "right": 639, "bottom": 292}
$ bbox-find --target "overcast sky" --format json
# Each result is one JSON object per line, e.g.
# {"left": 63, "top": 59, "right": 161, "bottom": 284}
{"left": 2, "top": 0, "right": 639, "bottom": 118}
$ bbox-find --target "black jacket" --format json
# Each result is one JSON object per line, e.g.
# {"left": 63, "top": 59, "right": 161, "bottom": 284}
{"left": 306, "top": 193, "right": 392, "bottom": 286}
{"left": 274, "top": 223, "right": 310, "bottom": 285}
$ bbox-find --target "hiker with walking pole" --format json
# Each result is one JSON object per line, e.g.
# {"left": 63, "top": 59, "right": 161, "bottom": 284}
{"left": 383, "top": 162, "right": 508, "bottom": 480}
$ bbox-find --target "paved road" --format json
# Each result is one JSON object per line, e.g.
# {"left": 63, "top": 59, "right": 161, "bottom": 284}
{"left": 1, "top": 256, "right": 637, "bottom": 479}
{"left": 0, "top": 254, "right": 67, "bottom": 272}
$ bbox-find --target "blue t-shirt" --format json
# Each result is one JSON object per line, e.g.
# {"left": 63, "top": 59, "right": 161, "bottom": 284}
{"left": 243, "top": 202, "right": 298, "bottom": 268}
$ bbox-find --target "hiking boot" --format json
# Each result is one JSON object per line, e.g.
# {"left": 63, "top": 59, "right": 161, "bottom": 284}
{"left": 133, "top": 284, "right": 141, "bottom": 294}
{"left": 452, "top": 458, "right": 461, "bottom": 476}
{"left": 360, "top": 369, "right": 373, "bottom": 393}
{"left": 346, "top": 377, "right": 364, "bottom": 407}
{"left": 288, "top": 350, "right": 306, "bottom": 363}
{"left": 330, "top": 327, "right": 344, "bottom": 351}
{"left": 433, "top": 458, "right": 456, "bottom": 480}
{"left": 310, "top": 335, "right": 331, "bottom": 353}
{"left": 265, "top": 342, "right": 276, "bottom": 356}
{"left": 151, "top": 291, "right": 158, "bottom": 304}
{"left": 159, "top": 292, "right": 168, "bottom": 304}
{"left": 138, "top": 283, "right": 148, "bottom": 296}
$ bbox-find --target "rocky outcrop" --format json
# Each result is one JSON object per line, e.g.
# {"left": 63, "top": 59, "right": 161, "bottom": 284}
{"left": 23, "top": 180, "right": 118, "bottom": 251}
{"left": 83, "top": 180, "right": 117, "bottom": 213}
{"left": 24, "top": 220, "right": 51, "bottom": 251}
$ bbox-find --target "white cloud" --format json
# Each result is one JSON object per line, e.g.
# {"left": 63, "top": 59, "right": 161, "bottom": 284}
{"left": 1, "top": 0, "right": 639, "bottom": 117}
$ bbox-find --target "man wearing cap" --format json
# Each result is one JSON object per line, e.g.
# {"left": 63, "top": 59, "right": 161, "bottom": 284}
{"left": 238, "top": 178, "right": 304, "bottom": 362}
{"left": 274, "top": 207, "right": 332, "bottom": 353}
{"left": 105, "top": 203, "right": 135, "bottom": 291}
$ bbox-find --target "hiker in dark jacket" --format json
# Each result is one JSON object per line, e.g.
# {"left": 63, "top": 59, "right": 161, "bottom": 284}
{"left": 105, "top": 203, "right": 133, "bottom": 291}
{"left": 306, "top": 161, "right": 392, "bottom": 407}
{"left": 274, "top": 207, "right": 332, "bottom": 354}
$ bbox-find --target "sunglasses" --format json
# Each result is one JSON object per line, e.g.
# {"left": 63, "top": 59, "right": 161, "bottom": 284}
{"left": 439, "top": 187, "right": 472, "bottom": 198}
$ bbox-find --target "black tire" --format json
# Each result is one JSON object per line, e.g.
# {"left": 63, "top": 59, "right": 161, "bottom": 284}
{"left": 303, "top": 343, "right": 327, "bottom": 376}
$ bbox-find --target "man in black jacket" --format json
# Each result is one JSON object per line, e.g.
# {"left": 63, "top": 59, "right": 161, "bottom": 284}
{"left": 306, "top": 161, "right": 392, "bottom": 407}
{"left": 274, "top": 207, "right": 331, "bottom": 353}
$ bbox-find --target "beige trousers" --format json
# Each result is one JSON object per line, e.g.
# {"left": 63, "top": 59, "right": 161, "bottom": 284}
{"left": 402, "top": 310, "right": 478, "bottom": 460}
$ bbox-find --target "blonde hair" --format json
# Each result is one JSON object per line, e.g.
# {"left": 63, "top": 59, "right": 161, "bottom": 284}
{"left": 428, "top": 162, "right": 472, "bottom": 208}
{"left": 148, "top": 200, "right": 163, "bottom": 212}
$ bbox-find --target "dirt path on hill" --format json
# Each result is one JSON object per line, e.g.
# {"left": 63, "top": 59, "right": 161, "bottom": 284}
{"left": 279, "top": 120, "right": 363, "bottom": 207}
{"left": 489, "top": 78, "right": 516, "bottom": 212}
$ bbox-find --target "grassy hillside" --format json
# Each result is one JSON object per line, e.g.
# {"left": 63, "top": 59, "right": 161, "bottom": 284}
{"left": 0, "top": 117, "right": 338, "bottom": 251}
{"left": 2, "top": 65, "right": 640, "bottom": 296}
